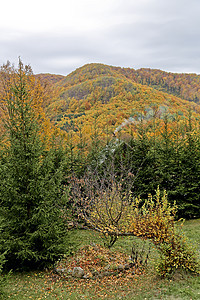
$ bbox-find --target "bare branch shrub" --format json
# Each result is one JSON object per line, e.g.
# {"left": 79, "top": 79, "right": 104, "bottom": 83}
{"left": 70, "top": 155, "right": 200, "bottom": 277}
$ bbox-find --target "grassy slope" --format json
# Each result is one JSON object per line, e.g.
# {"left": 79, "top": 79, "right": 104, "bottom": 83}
{"left": 4, "top": 219, "right": 200, "bottom": 299}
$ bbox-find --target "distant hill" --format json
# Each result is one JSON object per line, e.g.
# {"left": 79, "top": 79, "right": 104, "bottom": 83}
{"left": 35, "top": 73, "right": 64, "bottom": 85}
{"left": 37, "top": 64, "right": 200, "bottom": 139}
{"left": 121, "top": 67, "right": 200, "bottom": 104}
{"left": 38, "top": 63, "right": 200, "bottom": 103}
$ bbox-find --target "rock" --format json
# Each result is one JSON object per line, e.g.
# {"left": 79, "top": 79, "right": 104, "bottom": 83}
{"left": 90, "top": 243, "right": 99, "bottom": 250}
{"left": 104, "top": 264, "right": 111, "bottom": 270}
{"left": 54, "top": 267, "right": 67, "bottom": 275}
{"left": 124, "top": 263, "right": 134, "bottom": 270}
{"left": 90, "top": 242, "right": 97, "bottom": 247}
{"left": 124, "top": 264, "right": 130, "bottom": 270}
{"left": 72, "top": 267, "right": 85, "bottom": 278}
{"left": 117, "top": 264, "right": 124, "bottom": 271}
{"left": 83, "top": 274, "right": 90, "bottom": 279}
{"left": 68, "top": 222, "right": 74, "bottom": 228}
{"left": 103, "top": 271, "right": 112, "bottom": 276}
{"left": 91, "top": 269, "right": 100, "bottom": 277}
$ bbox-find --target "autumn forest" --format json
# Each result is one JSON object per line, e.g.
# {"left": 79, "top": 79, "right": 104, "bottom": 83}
{"left": 0, "top": 60, "right": 200, "bottom": 298}
{"left": 37, "top": 62, "right": 200, "bottom": 218}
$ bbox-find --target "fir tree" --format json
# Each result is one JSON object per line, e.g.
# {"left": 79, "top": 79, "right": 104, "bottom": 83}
{"left": 0, "top": 60, "right": 68, "bottom": 270}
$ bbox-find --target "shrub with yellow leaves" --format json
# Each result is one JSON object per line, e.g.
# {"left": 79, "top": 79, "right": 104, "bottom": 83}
{"left": 72, "top": 167, "right": 200, "bottom": 277}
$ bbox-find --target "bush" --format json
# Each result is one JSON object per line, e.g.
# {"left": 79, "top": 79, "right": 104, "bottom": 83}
{"left": 72, "top": 169, "right": 200, "bottom": 277}
{"left": 157, "top": 232, "right": 200, "bottom": 277}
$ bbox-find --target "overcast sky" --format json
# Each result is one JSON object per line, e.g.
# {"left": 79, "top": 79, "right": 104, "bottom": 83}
{"left": 1, "top": 0, "right": 200, "bottom": 75}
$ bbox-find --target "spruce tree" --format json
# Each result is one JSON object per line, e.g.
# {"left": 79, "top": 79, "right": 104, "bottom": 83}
{"left": 175, "top": 112, "right": 200, "bottom": 218}
{"left": 0, "top": 60, "right": 68, "bottom": 270}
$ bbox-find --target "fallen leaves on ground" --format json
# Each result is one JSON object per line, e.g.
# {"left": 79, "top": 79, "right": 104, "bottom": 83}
{"left": 48, "top": 244, "right": 145, "bottom": 298}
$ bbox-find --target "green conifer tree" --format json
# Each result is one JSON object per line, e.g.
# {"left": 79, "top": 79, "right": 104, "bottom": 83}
{"left": 0, "top": 60, "right": 68, "bottom": 270}
{"left": 176, "top": 111, "right": 200, "bottom": 218}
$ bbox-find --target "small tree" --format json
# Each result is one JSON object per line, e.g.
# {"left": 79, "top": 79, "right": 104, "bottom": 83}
{"left": 0, "top": 59, "right": 68, "bottom": 270}
{"left": 71, "top": 163, "right": 200, "bottom": 276}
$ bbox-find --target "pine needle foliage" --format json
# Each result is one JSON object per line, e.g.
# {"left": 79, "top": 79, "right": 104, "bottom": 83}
{"left": 0, "top": 59, "right": 68, "bottom": 270}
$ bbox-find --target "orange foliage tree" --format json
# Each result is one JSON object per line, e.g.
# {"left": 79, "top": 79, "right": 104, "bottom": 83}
{"left": 0, "top": 60, "right": 64, "bottom": 150}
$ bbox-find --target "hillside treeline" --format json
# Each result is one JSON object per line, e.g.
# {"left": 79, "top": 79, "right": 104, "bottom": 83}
{"left": 40, "top": 63, "right": 200, "bottom": 106}
{"left": 120, "top": 67, "right": 200, "bottom": 103}
{"left": 36, "top": 64, "right": 200, "bottom": 140}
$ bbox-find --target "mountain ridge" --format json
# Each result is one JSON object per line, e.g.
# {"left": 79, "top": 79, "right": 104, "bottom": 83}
{"left": 38, "top": 63, "right": 200, "bottom": 105}
{"left": 36, "top": 63, "right": 200, "bottom": 141}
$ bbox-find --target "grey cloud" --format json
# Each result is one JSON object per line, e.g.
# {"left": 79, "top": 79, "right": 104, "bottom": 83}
{"left": 1, "top": 0, "right": 200, "bottom": 74}
{"left": 102, "top": 0, "right": 200, "bottom": 73}
{"left": 0, "top": 31, "right": 109, "bottom": 74}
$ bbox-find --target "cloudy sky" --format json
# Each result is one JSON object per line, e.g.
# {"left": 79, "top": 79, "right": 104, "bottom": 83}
{"left": 1, "top": 0, "right": 200, "bottom": 75}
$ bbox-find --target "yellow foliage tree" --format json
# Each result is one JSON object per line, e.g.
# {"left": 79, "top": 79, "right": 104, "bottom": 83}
{"left": 71, "top": 167, "right": 200, "bottom": 277}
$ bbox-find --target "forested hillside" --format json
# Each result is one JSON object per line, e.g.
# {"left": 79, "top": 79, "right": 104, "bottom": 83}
{"left": 37, "top": 63, "right": 200, "bottom": 139}
{"left": 1, "top": 62, "right": 200, "bottom": 220}
{"left": 0, "top": 61, "right": 200, "bottom": 289}
{"left": 35, "top": 63, "right": 200, "bottom": 219}
{"left": 118, "top": 67, "right": 200, "bottom": 103}
{"left": 38, "top": 63, "right": 200, "bottom": 104}
{"left": 39, "top": 63, "right": 200, "bottom": 109}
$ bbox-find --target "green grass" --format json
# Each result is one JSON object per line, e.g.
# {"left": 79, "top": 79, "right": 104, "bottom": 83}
{"left": 2, "top": 219, "right": 200, "bottom": 299}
